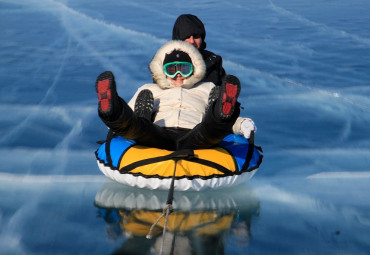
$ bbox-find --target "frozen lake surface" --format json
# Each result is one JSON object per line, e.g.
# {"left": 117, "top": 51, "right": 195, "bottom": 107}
{"left": 1, "top": 0, "right": 370, "bottom": 254}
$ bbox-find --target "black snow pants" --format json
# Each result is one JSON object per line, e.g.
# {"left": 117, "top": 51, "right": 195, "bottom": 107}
{"left": 99, "top": 98, "right": 239, "bottom": 151}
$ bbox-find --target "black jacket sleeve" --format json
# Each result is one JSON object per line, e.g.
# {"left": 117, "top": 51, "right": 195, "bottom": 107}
{"left": 201, "top": 50, "right": 226, "bottom": 86}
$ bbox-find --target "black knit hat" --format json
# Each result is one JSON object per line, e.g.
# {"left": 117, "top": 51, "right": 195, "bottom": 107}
{"left": 163, "top": 50, "right": 192, "bottom": 65}
{"left": 172, "top": 14, "right": 206, "bottom": 50}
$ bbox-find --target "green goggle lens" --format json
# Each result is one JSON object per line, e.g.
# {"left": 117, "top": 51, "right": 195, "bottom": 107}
{"left": 163, "top": 62, "right": 193, "bottom": 78}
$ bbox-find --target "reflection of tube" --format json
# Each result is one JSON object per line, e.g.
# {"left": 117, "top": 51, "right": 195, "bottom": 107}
{"left": 94, "top": 181, "right": 260, "bottom": 254}
{"left": 115, "top": 208, "right": 237, "bottom": 237}
{"left": 94, "top": 181, "right": 259, "bottom": 211}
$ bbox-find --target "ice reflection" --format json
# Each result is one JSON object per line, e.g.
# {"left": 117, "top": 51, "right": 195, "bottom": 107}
{"left": 94, "top": 182, "right": 260, "bottom": 254}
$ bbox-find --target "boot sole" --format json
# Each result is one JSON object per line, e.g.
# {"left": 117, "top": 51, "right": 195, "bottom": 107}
{"left": 95, "top": 71, "right": 115, "bottom": 113}
{"left": 220, "top": 75, "right": 240, "bottom": 119}
{"left": 134, "top": 89, "right": 154, "bottom": 121}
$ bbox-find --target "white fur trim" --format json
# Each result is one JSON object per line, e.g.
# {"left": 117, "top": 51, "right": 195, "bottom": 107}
{"left": 149, "top": 40, "right": 206, "bottom": 89}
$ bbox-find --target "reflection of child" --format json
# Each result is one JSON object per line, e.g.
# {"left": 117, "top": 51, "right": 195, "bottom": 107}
{"left": 153, "top": 233, "right": 192, "bottom": 255}
{"left": 95, "top": 40, "right": 256, "bottom": 151}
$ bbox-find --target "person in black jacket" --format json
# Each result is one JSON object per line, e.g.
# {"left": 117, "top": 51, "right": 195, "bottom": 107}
{"left": 172, "top": 14, "right": 226, "bottom": 86}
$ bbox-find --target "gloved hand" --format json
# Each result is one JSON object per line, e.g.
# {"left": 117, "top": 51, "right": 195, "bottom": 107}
{"left": 240, "top": 118, "right": 257, "bottom": 139}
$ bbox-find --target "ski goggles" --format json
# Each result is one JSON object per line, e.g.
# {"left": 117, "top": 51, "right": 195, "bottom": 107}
{"left": 163, "top": 61, "right": 193, "bottom": 78}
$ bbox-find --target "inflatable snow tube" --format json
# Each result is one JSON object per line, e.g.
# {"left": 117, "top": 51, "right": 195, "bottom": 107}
{"left": 95, "top": 134, "right": 263, "bottom": 191}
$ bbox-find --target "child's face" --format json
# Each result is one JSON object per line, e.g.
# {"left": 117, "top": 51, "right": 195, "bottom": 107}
{"left": 164, "top": 61, "right": 193, "bottom": 87}
{"left": 167, "top": 74, "right": 185, "bottom": 87}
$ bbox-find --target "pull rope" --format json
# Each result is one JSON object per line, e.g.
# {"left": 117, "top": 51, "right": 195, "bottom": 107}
{"left": 146, "top": 160, "right": 178, "bottom": 240}
{"left": 159, "top": 202, "right": 173, "bottom": 255}
{"left": 146, "top": 204, "right": 173, "bottom": 240}
{"left": 146, "top": 149, "right": 194, "bottom": 241}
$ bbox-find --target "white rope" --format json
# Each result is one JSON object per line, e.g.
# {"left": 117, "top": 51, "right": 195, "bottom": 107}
{"left": 146, "top": 204, "right": 173, "bottom": 240}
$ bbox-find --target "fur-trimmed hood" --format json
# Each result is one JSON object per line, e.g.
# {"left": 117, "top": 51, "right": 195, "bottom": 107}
{"left": 149, "top": 40, "right": 206, "bottom": 89}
